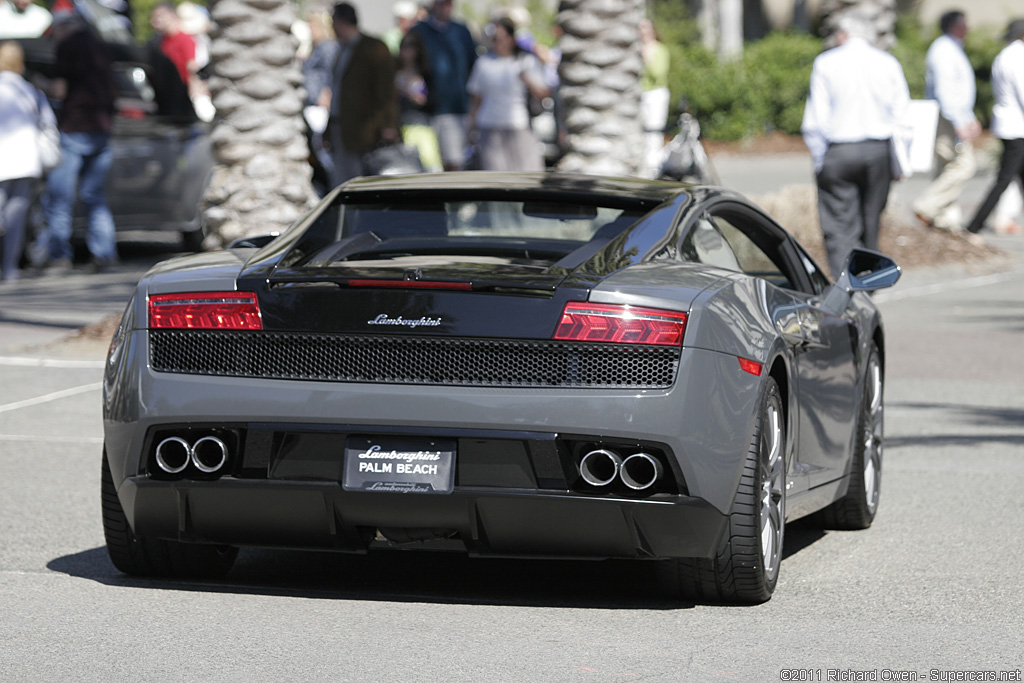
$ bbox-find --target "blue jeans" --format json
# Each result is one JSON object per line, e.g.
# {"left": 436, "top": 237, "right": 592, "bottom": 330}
{"left": 37, "top": 131, "right": 118, "bottom": 263}
{"left": 1, "top": 177, "right": 34, "bottom": 280}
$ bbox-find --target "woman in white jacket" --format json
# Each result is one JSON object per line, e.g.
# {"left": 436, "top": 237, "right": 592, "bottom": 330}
{"left": 0, "top": 41, "right": 55, "bottom": 283}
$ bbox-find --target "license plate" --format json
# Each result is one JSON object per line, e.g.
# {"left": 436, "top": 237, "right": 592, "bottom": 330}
{"left": 343, "top": 436, "right": 455, "bottom": 494}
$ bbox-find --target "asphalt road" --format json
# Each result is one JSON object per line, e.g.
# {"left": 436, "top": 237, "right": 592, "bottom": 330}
{"left": 1, "top": 167, "right": 1022, "bottom": 681}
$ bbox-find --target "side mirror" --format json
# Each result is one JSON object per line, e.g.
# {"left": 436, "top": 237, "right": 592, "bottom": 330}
{"left": 821, "top": 248, "right": 901, "bottom": 315}
{"left": 836, "top": 248, "right": 902, "bottom": 293}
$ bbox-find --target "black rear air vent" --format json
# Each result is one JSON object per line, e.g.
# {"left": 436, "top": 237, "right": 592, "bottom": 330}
{"left": 150, "top": 330, "right": 680, "bottom": 388}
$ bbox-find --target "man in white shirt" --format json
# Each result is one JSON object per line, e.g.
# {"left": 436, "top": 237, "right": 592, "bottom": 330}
{"left": 966, "top": 19, "right": 1024, "bottom": 236}
{"left": 0, "top": 0, "right": 52, "bottom": 38}
{"left": 913, "top": 10, "right": 982, "bottom": 233}
{"left": 802, "top": 13, "right": 910, "bottom": 278}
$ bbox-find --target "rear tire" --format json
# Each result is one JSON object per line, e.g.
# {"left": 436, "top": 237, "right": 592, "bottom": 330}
{"left": 812, "top": 344, "right": 883, "bottom": 530}
{"left": 101, "top": 448, "right": 237, "bottom": 578}
{"left": 659, "top": 377, "right": 786, "bottom": 604}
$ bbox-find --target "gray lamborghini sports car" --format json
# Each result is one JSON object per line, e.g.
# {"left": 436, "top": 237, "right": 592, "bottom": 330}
{"left": 101, "top": 172, "right": 901, "bottom": 603}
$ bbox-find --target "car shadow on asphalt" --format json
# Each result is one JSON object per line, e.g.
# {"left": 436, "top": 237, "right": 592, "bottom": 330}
{"left": 48, "top": 522, "right": 835, "bottom": 609}
{"left": 886, "top": 401, "right": 1024, "bottom": 449}
{"left": 943, "top": 299, "right": 1024, "bottom": 333}
{"left": 781, "top": 518, "right": 828, "bottom": 560}
{"left": 48, "top": 546, "right": 699, "bottom": 610}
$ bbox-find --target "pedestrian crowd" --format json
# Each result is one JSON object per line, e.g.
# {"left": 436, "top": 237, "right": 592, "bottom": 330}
{"left": 298, "top": 0, "right": 558, "bottom": 186}
{"left": 802, "top": 8, "right": 1024, "bottom": 276}
{"left": 0, "top": 0, "right": 562, "bottom": 282}
{"left": 1, "top": 11, "right": 117, "bottom": 282}
{"left": 1, "top": 0, "right": 1023, "bottom": 284}
{"left": 912, "top": 10, "right": 1024, "bottom": 241}
{"left": 0, "top": 0, "right": 213, "bottom": 282}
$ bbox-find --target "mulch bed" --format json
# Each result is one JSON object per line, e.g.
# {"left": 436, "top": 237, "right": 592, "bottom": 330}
{"left": 749, "top": 184, "right": 1005, "bottom": 273}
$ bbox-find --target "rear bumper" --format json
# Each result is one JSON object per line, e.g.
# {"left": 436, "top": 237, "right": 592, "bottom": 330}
{"left": 121, "top": 477, "right": 727, "bottom": 560}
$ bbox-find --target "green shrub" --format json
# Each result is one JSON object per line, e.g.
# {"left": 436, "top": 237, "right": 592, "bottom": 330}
{"left": 660, "top": 29, "right": 818, "bottom": 140}
{"left": 892, "top": 14, "right": 929, "bottom": 99}
{"left": 650, "top": 4, "right": 1004, "bottom": 141}
{"left": 743, "top": 32, "right": 821, "bottom": 135}
{"left": 133, "top": 0, "right": 161, "bottom": 43}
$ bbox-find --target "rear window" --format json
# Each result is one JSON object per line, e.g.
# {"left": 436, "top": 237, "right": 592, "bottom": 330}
{"left": 284, "top": 197, "right": 648, "bottom": 268}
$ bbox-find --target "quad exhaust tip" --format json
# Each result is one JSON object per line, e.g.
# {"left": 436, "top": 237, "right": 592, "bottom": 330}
{"left": 155, "top": 436, "right": 191, "bottom": 474}
{"left": 155, "top": 435, "right": 229, "bottom": 475}
{"left": 579, "top": 449, "right": 621, "bottom": 487}
{"left": 191, "top": 436, "right": 229, "bottom": 473}
{"left": 579, "top": 448, "right": 663, "bottom": 491}
{"left": 620, "top": 452, "right": 663, "bottom": 490}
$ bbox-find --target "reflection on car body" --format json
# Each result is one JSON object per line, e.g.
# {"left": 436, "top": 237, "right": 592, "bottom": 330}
{"left": 101, "top": 172, "right": 901, "bottom": 604}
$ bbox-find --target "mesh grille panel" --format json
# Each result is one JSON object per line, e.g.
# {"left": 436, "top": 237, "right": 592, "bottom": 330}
{"left": 150, "top": 330, "right": 680, "bottom": 388}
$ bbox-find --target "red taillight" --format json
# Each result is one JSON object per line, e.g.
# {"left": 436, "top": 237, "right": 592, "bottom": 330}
{"left": 738, "top": 357, "right": 763, "bottom": 376}
{"left": 148, "top": 292, "right": 263, "bottom": 330}
{"left": 553, "top": 302, "right": 687, "bottom": 346}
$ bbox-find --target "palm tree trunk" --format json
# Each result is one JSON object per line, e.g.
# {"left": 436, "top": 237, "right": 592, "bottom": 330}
{"left": 201, "top": 0, "right": 316, "bottom": 249}
{"left": 556, "top": 0, "right": 646, "bottom": 176}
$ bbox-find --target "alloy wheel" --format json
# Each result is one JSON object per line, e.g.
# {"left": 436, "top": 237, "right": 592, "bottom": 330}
{"left": 863, "top": 356, "right": 883, "bottom": 515}
{"left": 760, "top": 397, "right": 785, "bottom": 580}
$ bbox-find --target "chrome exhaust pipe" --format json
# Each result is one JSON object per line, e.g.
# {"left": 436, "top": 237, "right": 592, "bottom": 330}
{"left": 191, "top": 436, "right": 229, "bottom": 473}
{"left": 620, "top": 453, "right": 662, "bottom": 490}
{"left": 155, "top": 436, "right": 191, "bottom": 474}
{"left": 579, "top": 449, "right": 622, "bottom": 487}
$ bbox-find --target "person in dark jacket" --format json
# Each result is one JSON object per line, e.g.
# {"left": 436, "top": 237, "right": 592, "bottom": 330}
{"left": 33, "top": 11, "right": 118, "bottom": 273}
{"left": 408, "top": 0, "right": 476, "bottom": 171}
{"left": 326, "top": 2, "right": 398, "bottom": 185}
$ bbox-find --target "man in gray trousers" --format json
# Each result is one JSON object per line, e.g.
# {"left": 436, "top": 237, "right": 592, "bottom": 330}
{"left": 801, "top": 13, "right": 910, "bottom": 277}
